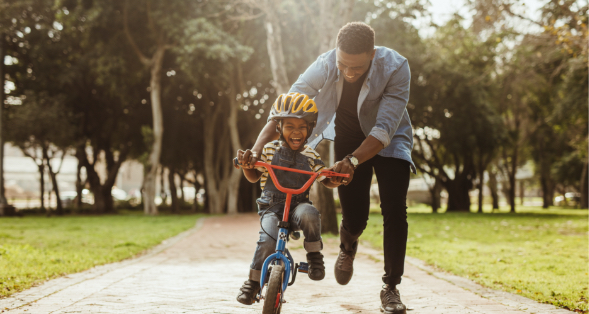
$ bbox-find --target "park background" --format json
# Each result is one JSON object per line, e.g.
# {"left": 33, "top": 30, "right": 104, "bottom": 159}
{"left": 0, "top": 0, "right": 587, "bottom": 312}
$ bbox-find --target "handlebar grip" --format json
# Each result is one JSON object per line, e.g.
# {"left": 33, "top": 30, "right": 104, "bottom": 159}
{"left": 233, "top": 158, "right": 241, "bottom": 168}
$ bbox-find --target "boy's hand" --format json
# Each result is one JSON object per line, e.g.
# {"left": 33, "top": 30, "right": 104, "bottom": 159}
{"left": 237, "top": 149, "right": 259, "bottom": 169}
{"left": 329, "top": 160, "right": 355, "bottom": 186}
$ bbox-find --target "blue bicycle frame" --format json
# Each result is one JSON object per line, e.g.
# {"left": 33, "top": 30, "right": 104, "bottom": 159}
{"left": 258, "top": 226, "right": 293, "bottom": 299}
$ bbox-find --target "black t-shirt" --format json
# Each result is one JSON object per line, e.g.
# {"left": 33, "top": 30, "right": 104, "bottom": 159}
{"left": 334, "top": 67, "right": 370, "bottom": 150}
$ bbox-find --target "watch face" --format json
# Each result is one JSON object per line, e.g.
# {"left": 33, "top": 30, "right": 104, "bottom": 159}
{"left": 350, "top": 156, "right": 358, "bottom": 166}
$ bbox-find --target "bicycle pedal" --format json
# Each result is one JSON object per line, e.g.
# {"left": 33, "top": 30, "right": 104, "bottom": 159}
{"left": 298, "top": 262, "right": 309, "bottom": 273}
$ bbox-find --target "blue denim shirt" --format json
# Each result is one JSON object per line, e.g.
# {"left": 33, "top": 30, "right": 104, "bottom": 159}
{"left": 285, "top": 46, "right": 416, "bottom": 173}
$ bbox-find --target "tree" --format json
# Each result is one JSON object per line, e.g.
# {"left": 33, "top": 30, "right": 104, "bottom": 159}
{"left": 411, "top": 19, "right": 505, "bottom": 212}
{"left": 122, "top": 0, "right": 172, "bottom": 215}
{"left": 7, "top": 93, "right": 75, "bottom": 215}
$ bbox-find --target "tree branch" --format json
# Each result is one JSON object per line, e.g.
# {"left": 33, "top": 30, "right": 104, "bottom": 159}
{"left": 124, "top": 0, "right": 152, "bottom": 65}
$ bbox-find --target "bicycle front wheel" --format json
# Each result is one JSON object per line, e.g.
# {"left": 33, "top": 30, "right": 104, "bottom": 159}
{"left": 262, "top": 264, "right": 284, "bottom": 314}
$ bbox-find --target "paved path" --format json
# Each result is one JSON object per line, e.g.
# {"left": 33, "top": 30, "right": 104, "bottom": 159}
{"left": 0, "top": 214, "right": 572, "bottom": 314}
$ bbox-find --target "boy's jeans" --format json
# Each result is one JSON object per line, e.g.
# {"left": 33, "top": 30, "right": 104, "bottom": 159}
{"left": 248, "top": 202, "right": 323, "bottom": 282}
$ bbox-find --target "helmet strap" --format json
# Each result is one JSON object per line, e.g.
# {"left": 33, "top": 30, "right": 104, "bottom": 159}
{"left": 276, "top": 121, "right": 286, "bottom": 142}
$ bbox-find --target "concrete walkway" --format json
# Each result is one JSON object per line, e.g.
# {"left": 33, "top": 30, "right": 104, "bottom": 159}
{"left": 0, "top": 214, "right": 572, "bottom": 314}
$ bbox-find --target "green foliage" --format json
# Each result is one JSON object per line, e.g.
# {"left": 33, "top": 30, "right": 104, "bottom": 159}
{"left": 361, "top": 211, "right": 589, "bottom": 312}
{"left": 0, "top": 213, "right": 203, "bottom": 298}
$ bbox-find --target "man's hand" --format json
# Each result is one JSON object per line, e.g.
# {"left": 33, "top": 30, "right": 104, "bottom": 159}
{"left": 329, "top": 159, "right": 355, "bottom": 186}
{"left": 236, "top": 149, "right": 260, "bottom": 169}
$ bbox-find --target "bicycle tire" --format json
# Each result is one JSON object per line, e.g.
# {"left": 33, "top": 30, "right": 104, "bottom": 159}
{"left": 262, "top": 264, "right": 284, "bottom": 314}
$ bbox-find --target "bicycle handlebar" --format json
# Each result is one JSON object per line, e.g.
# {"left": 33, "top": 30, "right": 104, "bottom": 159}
{"left": 233, "top": 158, "right": 349, "bottom": 195}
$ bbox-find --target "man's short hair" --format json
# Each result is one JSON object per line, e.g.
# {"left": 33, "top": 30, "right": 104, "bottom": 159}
{"left": 336, "top": 22, "right": 375, "bottom": 55}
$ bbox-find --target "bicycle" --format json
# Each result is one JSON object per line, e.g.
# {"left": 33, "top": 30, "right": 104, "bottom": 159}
{"left": 233, "top": 158, "right": 349, "bottom": 314}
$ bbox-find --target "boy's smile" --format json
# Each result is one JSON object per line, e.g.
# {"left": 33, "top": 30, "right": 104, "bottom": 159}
{"left": 281, "top": 117, "right": 309, "bottom": 151}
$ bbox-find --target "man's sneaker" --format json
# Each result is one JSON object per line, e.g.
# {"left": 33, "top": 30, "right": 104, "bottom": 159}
{"left": 236, "top": 280, "right": 260, "bottom": 305}
{"left": 334, "top": 245, "right": 356, "bottom": 285}
{"left": 380, "top": 285, "right": 407, "bottom": 314}
{"left": 306, "top": 252, "right": 325, "bottom": 281}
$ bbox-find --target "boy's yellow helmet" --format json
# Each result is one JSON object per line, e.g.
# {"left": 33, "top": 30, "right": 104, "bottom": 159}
{"left": 270, "top": 93, "right": 319, "bottom": 145}
{"left": 270, "top": 93, "right": 319, "bottom": 126}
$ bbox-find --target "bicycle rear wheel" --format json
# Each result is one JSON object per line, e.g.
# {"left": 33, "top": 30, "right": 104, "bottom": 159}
{"left": 262, "top": 264, "right": 284, "bottom": 314}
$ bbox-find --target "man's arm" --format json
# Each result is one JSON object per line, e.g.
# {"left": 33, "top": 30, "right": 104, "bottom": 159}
{"left": 332, "top": 59, "right": 411, "bottom": 185}
{"left": 366, "top": 59, "right": 411, "bottom": 149}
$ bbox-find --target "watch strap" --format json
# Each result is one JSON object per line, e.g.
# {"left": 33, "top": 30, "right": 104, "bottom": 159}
{"left": 345, "top": 154, "right": 358, "bottom": 169}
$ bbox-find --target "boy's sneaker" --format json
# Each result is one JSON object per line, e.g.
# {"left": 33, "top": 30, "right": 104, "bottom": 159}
{"left": 236, "top": 280, "right": 260, "bottom": 305}
{"left": 380, "top": 285, "right": 407, "bottom": 314}
{"left": 306, "top": 252, "right": 325, "bottom": 281}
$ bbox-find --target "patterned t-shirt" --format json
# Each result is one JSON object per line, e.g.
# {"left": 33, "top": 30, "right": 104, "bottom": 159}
{"left": 256, "top": 141, "right": 326, "bottom": 190}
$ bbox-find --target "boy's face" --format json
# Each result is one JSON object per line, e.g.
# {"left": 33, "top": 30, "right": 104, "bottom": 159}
{"left": 281, "top": 117, "right": 309, "bottom": 151}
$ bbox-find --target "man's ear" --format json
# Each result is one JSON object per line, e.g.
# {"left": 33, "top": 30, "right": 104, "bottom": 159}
{"left": 370, "top": 48, "right": 376, "bottom": 60}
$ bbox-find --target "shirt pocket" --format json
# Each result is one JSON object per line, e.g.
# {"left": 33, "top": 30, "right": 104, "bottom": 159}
{"left": 360, "top": 98, "right": 381, "bottom": 129}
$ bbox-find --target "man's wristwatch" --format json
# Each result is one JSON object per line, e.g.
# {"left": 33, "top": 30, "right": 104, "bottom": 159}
{"left": 345, "top": 154, "right": 359, "bottom": 169}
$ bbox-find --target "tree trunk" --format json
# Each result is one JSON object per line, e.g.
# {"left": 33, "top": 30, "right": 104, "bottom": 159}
{"left": 580, "top": 161, "right": 588, "bottom": 208}
{"left": 519, "top": 180, "right": 525, "bottom": 206}
{"left": 160, "top": 166, "right": 167, "bottom": 207}
{"left": 168, "top": 167, "right": 178, "bottom": 213}
{"left": 39, "top": 164, "right": 45, "bottom": 212}
{"left": 444, "top": 178, "right": 471, "bottom": 212}
{"left": 226, "top": 74, "right": 244, "bottom": 214}
{"left": 488, "top": 169, "right": 499, "bottom": 210}
{"left": 315, "top": 0, "right": 355, "bottom": 51}
{"left": 92, "top": 186, "right": 106, "bottom": 214}
{"left": 540, "top": 165, "right": 554, "bottom": 208}
{"left": 142, "top": 45, "right": 166, "bottom": 215}
{"left": 0, "top": 33, "right": 7, "bottom": 211}
{"left": 429, "top": 178, "right": 442, "bottom": 213}
{"left": 43, "top": 148, "right": 63, "bottom": 215}
{"left": 76, "top": 146, "right": 124, "bottom": 214}
{"left": 310, "top": 140, "right": 338, "bottom": 234}
{"left": 192, "top": 178, "right": 201, "bottom": 212}
{"left": 202, "top": 105, "right": 231, "bottom": 214}
{"left": 317, "top": 0, "right": 337, "bottom": 53}
{"left": 477, "top": 158, "right": 484, "bottom": 213}
{"left": 179, "top": 172, "right": 185, "bottom": 207}
{"left": 75, "top": 159, "right": 83, "bottom": 209}
{"left": 263, "top": 2, "right": 289, "bottom": 95}
{"left": 508, "top": 150, "right": 517, "bottom": 213}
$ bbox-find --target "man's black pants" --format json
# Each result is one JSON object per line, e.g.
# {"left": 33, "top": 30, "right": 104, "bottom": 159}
{"left": 335, "top": 141, "right": 411, "bottom": 286}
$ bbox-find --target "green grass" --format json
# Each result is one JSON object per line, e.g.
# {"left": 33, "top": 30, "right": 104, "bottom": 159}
{"left": 0, "top": 213, "right": 203, "bottom": 298}
{"left": 359, "top": 207, "right": 588, "bottom": 312}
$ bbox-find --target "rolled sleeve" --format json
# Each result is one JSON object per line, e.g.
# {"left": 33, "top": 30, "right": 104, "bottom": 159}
{"left": 368, "top": 126, "right": 391, "bottom": 147}
{"left": 373, "top": 59, "right": 411, "bottom": 147}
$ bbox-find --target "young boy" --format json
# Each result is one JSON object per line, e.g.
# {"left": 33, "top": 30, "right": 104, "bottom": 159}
{"left": 235, "top": 93, "right": 340, "bottom": 305}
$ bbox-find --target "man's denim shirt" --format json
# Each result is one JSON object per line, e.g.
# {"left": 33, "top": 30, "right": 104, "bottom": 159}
{"left": 283, "top": 46, "right": 416, "bottom": 173}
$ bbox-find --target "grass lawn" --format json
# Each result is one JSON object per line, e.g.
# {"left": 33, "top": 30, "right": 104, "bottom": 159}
{"left": 0, "top": 213, "right": 204, "bottom": 298}
{"left": 359, "top": 206, "right": 588, "bottom": 312}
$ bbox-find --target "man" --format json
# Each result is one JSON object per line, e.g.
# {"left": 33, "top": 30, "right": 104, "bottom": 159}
{"left": 241, "top": 22, "right": 414, "bottom": 314}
